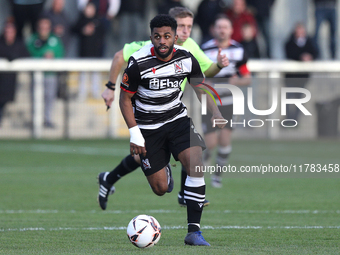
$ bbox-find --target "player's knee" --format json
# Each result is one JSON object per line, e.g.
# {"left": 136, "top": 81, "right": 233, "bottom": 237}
{"left": 151, "top": 183, "right": 167, "bottom": 196}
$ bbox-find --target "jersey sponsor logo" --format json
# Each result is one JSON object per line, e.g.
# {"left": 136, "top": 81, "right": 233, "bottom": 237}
{"left": 149, "top": 78, "right": 183, "bottom": 90}
{"left": 122, "top": 73, "right": 129, "bottom": 87}
{"left": 142, "top": 159, "right": 151, "bottom": 170}
{"left": 152, "top": 67, "right": 156, "bottom": 74}
{"left": 174, "top": 61, "right": 183, "bottom": 74}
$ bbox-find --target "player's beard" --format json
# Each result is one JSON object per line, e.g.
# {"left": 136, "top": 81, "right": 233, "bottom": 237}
{"left": 154, "top": 44, "right": 174, "bottom": 59}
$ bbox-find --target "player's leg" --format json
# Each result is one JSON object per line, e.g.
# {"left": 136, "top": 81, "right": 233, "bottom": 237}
{"left": 170, "top": 117, "right": 210, "bottom": 246}
{"left": 178, "top": 164, "right": 210, "bottom": 207}
{"left": 106, "top": 154, "right": 141, "bottom": 185}
{"left": 140, "top": 126, "right": 173, "bottom": 196}
{"left": 203, "top": 131, "right": 218, "bottom": 166}
{"left": 211, "top": 104, "right": 233, "bottom": 188}
{"left": 201, "top": 112, "right": 218, "bottom": 166}
{"left": 97, "top": 154, "right": 140, "bottom": 210}
{"left": 146, "top": 166, "right": 170, "bottom": 196}
{"left": 177, "top": 113, "right": 216, "bottom": 207}
{"left": 212, "top": 128, "right": 232, "bottom": 188}
{"left": 179, "top": 146, "right": 210, "bottom": 246}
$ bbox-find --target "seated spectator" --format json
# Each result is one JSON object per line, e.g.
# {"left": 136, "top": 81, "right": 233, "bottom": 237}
{"left": 284, "top": 23, "right": 317, "bottom": 124}
{"left": 240, "top": 23, "right": 260, "bottom": 58}
{"left": 26, "top": 15, "right": 64, "bottom": 128}
{"left": 0, "top": 18, "right": 30, "bottom": 126}
{"left": 225, "top": 0, "right": 257, "bottom": 43}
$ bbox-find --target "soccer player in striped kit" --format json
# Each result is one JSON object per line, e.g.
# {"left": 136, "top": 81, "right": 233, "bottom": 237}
{"left": 118, "top": 14, "right": 225, "bottom": 246}
{"left": 98, "top": 7, "right": 229, "bottom": 211}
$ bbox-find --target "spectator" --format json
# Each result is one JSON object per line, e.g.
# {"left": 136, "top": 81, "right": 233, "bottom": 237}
{"left": 73, "top": 2, "right": 106, "bottom": 100}
{"left": 195, "top": 0, "right": 225, "bottom": 44}
{"left": 240, "top": 23, "right": 260, "bottom": 58}
{"left": 225, "top": 0, "right": 257, "bottom": 43}
{"left": 157, "top": 0, "right": 184, "bottom": 14}
{"left": 246, "top": 0, "right": 275, "bottom": 58}
{"left": 284, "top": 23, "right": 317, "bottom": 124}
{"left": 313, "top": 0, "right": 337, "bottom": 59}
{"left": 77, "top": 0, "right": 121, "bottom": 30}
{"left": 118, "top": 0, "right": 147, "bottom": 48}
{"left": 9, "top": 0, "right": 46, "bottom": 38}
{"left": 45, "top": 0, "right": 71, "bottom": 56}
{"left": 26, "top": 15, "right": 64, "bottom": 128}
{"left": 0, "top": 19, "right": 30, "bottom": 126}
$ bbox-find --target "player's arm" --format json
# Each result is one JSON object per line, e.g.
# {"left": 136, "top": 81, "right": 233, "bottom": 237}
{"left": 188, "top": 54, "right": 226, "bottom": 129}
{"left": 230, "top": 50, "right": 252, "bottom": 87}
{"left": 190, "top": 41, "right": 229, "bottom": 78}
{"left": 102, "top": 49, "right": 125, "bottom": 108}
{"left": 204, "top": 48, "right": 229, "bottom": 78}
{"left": 102, "top": 41, "right": 151, "bottom": 108}
{"left": 192, "top": 83, "right": 225, "bottom": 129}
{"left": 119, "top": 58, "right": 146, "bottom": 156}
{"left": 119, "top": 90, "right": 146, "bottom": 156}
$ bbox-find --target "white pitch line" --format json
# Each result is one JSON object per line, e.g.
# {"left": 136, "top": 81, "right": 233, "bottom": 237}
{"left": 1, "top": 225, "right": 340, "bottom": 232}
{"left": 1, "top": 209, "right": 340, "bottom": 214}
{"left": 0, "top": 143, "right": 129, "bottom": 157}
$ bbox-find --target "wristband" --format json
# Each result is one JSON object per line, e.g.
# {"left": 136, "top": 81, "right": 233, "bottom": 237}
{"left": 129, "top": 126, "right": 145, "bottom": 147}
{"left": 217, "top": 63, "right": 223, "bottom": 69}
{"left": 105, "top": 81, "right": 116, "bottom": 91}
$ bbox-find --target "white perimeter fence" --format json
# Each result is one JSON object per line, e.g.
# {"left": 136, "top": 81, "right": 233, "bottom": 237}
{"left": 0, "top": 59, "right": 339, "bottom": 140}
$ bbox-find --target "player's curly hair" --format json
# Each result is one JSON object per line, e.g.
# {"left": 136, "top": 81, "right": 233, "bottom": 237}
{"left": 150, "top": 14, "right": 177, "bottom": 34}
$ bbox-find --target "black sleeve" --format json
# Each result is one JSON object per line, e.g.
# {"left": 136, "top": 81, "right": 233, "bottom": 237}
{"left": 120, "top": 56, "right": 141, "bottom": 93}
{"left": 187, "top": 52, "right": 204, "bottom": 86}
{"left": 236, "top": 47, "right": 249, "bottom": 68}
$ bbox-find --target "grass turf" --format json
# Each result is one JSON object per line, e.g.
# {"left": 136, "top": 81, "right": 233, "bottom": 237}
{"left": 0, "top": 139, "right": 339, "bottom": 254}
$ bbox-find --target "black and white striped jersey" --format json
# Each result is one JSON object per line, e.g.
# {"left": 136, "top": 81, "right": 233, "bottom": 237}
{"left": 201, "top": 39, "right": 249, "bottom": 105}
{"left": 120, "top": 43, "right": 204, "bottom": 130}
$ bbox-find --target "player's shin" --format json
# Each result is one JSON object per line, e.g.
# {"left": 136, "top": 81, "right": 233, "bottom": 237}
{"left": 184, "top": 176, "right": 205, "bottom": 232}
{"left": 106, "top": 154, "right": 140, "bottom": 185}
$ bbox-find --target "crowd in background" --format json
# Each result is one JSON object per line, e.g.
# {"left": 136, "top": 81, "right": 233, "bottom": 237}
{"left": 0, "top": 0, "right": 337, "bottom": 60}
{"left": 0, "top": 0, "right": 338, "bottom": 127}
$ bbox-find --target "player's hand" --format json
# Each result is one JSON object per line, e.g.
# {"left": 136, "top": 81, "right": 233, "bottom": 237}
{"left": 211, "top": 112, "right": 226, "bottom": 129}
{"left": 102, "top": 88, "right": 115, "bottom": 109}
{"left": 217, "top": 48, "right": 229, "bottom": 68}
{"left": 129, "top": 126, "right": 146, "bottom": 156}
{"left": 130, "top": 143, "right": 147, "bottom": 157}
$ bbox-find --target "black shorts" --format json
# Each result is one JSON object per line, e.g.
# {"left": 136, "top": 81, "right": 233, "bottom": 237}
{"left": 139, "top": 117, "right": 206, "bottom": 176}
{"left": 201, "top": 104, "right": 233, "bottom": 134}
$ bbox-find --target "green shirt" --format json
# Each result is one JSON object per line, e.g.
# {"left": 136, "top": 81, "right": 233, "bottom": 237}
{"left": 122, "top": 38, "right": 213, "bottom": 90}
{"left": 26, "top": 33, "right": 64, "bottom": 59}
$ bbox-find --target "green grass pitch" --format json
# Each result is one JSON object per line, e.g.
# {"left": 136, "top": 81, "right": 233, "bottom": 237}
{"left": 0, "top": 139, "right": 339, "bottom": 254}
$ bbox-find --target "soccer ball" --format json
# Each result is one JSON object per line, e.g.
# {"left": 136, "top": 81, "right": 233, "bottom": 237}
{"left": 127, "top": 214, "right": 161, "bottom": 248}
